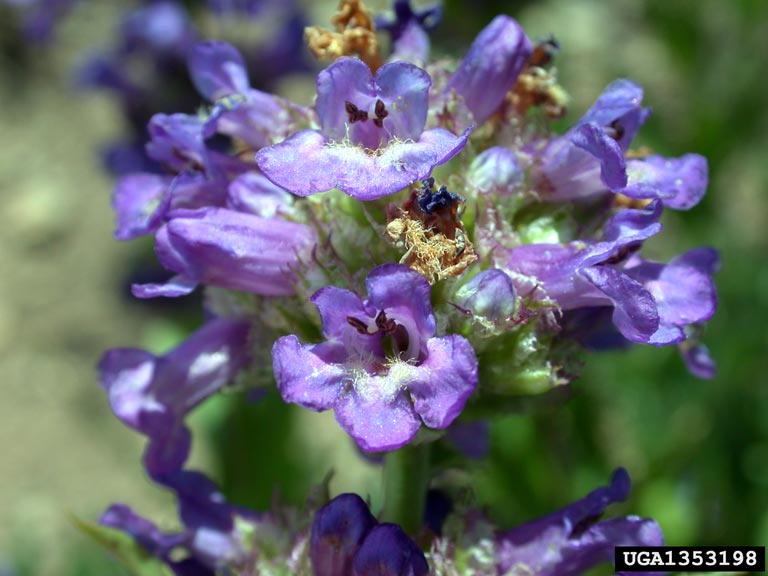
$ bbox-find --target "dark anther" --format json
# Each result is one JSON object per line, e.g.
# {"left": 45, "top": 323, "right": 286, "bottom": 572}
{"left": 375, "top": 310, "right": 397, "bottom": 334}
{"left": 373, "top": 98, "right": 389, "bottom": 128}
{"left": 345, "top": 101, "right": 369, "bottom": 124}
{"left": 346, "top": 316, "right": 370, "bottom": 334}
{"left": 569, "top": 513, "right": 603, "bottom": 540}
{"left": 417, "top": 178, "right": 465, "bottom": 214}
{"left": 607, "top": 119, "right": 625, "bottom": 142}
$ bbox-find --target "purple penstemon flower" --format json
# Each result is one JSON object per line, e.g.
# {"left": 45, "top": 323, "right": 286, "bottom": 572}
{"left": 496, "top": 468, "right": 664, "bottom": 576}
{"left": 504, "top": 201, "right": 718, "bottom": 347}
{"left": 131, "top": 206, "right": 317, "bottom": 298}
{"left": 375, "top": 0, "right": 442, "bottom": 64}
{"left": 272, "top": 264, "right": 478, "bottom": 452}
{"left": 531, "top": 79, "right": 709, "bottom": 209}
{"left": 99, "top": 318, "right": 251, "bottom": 478}
{"left": 256, "top": 57, "right": 471, "bottom": 200}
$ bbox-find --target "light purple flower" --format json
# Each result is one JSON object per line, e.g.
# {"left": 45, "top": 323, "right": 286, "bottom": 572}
{"left": 467, "top": 146, "right": 524, "bottom": 195}
{"left": 256, "top": 57, "right": 470, "bottom": 200}
{"left": 186, "top": 39, "right": 314, "bottom": 150}
{"left": 272, "top": 264, "right": 478, "bottom": 452}
{"left": 444, "top": 16, "right": 532, "bottom": 124}
{"left": 454, "top": 269, "right": 517, "bottom": 329}
{"left": 496, "top": 468, "right": 664, "bottom": 576}
{"left": 98, "top": 318, "right": 251, "bottom": 477}
{"left": 132, "top": 206, "right": 317, "bottom": 298}
{"left": 505, "top": 202, "right": 664, "bottom": 343}
{"left": 505, "top": 203, "right": 718, "bottom": 346}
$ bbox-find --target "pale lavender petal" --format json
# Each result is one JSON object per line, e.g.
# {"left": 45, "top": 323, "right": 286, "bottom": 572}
{"left": 625, "top": 154, "right": 708, "bottom": 209}
{"left": 334, "top": 385, "right": 421, "bottom": 452}
{"left": 226, "top": 172, "right": 293, "bottom": 218}
{"left": 316, "top": 58, "right": 377, "bottom": 141}
{"left": 388, "top": 19, "right": 430, "bottom": 64}
{"left": 454, "top": 269, "right": 517, "bottom": 324}
{"left": 408, "top": 335, "right": 478, "bottom": 429}
{"left": 467, "top": 146, "right": 524, "bottom": 194}
{"left": 375, "top": 60, "right": 430, "bottom": 141}
{"left": 132, "top": 274, "right": 198, "bottom": 299}
{"left": 145, "top": 207, "right": 316, "bottom": 296}
{"left": 188, "top": 40, "right": 249, "bottom": 101}
{"left": 272, "top": 335, "right": 347, "bottom": 411}
{"left": 571, "top": 123, "right": 627, "bottom": 190}
{"left": 146, "top": 113, "right": 207, "bottom": 172}
{"left": 113, "top": 173, "right": 171, "bottom": 240}
{"left": 445, "top": 15, "right": 532, "bottom": 123}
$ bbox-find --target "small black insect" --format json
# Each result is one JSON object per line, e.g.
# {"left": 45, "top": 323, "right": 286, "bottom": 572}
{"left": 417, "top": 177, "right": 465, "bottom": 214}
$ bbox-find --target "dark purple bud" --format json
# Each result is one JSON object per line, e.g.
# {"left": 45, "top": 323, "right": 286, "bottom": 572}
{"left": 352, "top": 524, "right": 429, "bottom": 576}
{"left": 311, "top": 494, "right": 377, "bottom": 576}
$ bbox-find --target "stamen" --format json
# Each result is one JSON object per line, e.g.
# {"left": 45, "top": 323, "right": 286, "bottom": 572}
{"left": 345, "top": 101, "right": 369, "bottom": 123}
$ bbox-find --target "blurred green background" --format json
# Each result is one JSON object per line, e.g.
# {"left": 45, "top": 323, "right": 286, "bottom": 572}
{"left": 0, "top": 0, "right": 766, "bottom": 574}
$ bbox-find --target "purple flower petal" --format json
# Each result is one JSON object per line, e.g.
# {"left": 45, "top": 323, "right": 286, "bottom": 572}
{"left": 570, "top": 123, "right": 628, "bottom": 190}
{"left": 625, "top": 154, "right": 708, "bottom": 209}
{"left": 375, "top": 60, "right": 430, "bottom": 142}
{"left": 576, "top": 79, "right": 650, "bottom": 149}
{"left": 146, "top": 113, "right": 208, "bottom": 173}
{"left": 467, "top": 146, "right": 524, "bottom": 194}
{"left": 311, "top": 494, "right": 377, "bottom": 576}
{"left": 335, "top": 385, "right": 421, "bottom": 453}
{"left": 99, "top": 318, "right": 251, "bottom": 477}
{"left": 112, "top": 173, "right": 172, "bottom": 241}
{"left": 256, "top": 127, "right": 469, "bottom": 200}
{"left": 496, "top": 469, "right": 660, "bottom": 576}
{"left": 100, "top": 504, "right": 187, "bottom": 557}
{"left": 352, "top": 524, "right": 429, "bottom": 576}
{"left": 580, "top": 266, "right": 660, "bottom": 344}
{"left": 132, "top": 274, "right": 198, "bottom": 299}
{"left": 188, "top": 40, "right": 249, "bottom": 101}
{"left": 407, "top": 335, "right": 478, "bottom": 429}
{"left": 365, "top": 264, "right": 436, "bottom": 347}
{"left": 445, "top": 15, "right": 532, "bottom": 124}
{"left": 226, "top": 172, "right": 293, "bottom": 218}
{"left": 682, "top": 343, "right": 716, "bottom": 379}
{"left": 625, "top": 247, "right": 719, "bottom": 345}
{"left": 272, "top": 336, "right": 347, "bottom": 411}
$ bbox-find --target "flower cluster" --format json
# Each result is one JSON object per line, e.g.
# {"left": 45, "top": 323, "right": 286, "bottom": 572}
{"left": 94, "top": 0, "right": 718, "bottom": 573}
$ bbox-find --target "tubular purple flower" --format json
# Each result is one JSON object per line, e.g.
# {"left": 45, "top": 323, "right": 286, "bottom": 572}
{"left": 256, "top": 57, "right": 470, "bottom": 200}
{"left": 98, "top": 318, "right": 251, "bottom": 478}
{"left": 444, "top": 16, "right": 532, "bottom": 124}
{"left": 504, "top": 202, "right": 664, "bottom": 343}
{"left": 496, "top": 468, "right": 664, "bottom": 576}
{"left": 272, "top": 264, "right": 478, "bottom": 452}
{"left": 131, "top": 206, "right": 317, "bottom": 299}
{"left": 146, "top": 113, "right": 210, "bottom": 173}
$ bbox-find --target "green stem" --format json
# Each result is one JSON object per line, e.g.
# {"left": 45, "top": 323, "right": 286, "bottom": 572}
{"left": 381, "top": 442, "right": 430, "bottom": 536}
